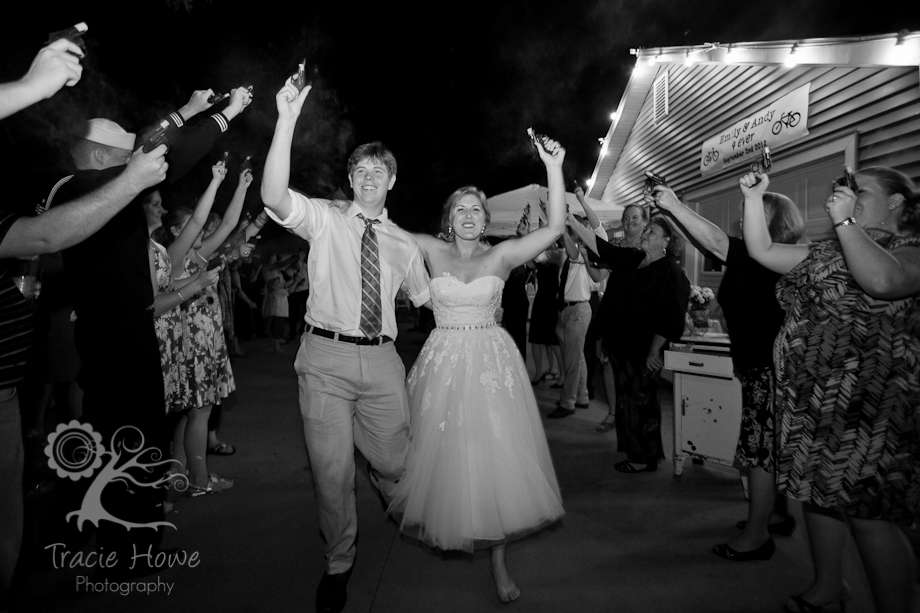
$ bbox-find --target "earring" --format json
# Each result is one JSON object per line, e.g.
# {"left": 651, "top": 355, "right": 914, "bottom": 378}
{"left": 448, "top": 226, "right": 453, "bottom": 235}
{"left": 480, "top": 226, "right": 486, "bottom": 236}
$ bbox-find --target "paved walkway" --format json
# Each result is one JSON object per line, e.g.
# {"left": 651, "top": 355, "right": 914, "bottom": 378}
{"left": 14, "top": 323, "right": 914, "bottom": 612}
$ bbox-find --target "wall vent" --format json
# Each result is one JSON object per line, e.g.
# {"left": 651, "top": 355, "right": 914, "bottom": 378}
{"left": 653, "top": 71, "right": 669, "bottom": 123}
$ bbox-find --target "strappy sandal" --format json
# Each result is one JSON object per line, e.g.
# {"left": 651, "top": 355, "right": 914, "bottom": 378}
{"left": 187, "top": 474, "right": 234, "bottom": 497}
{"left": 595, "top": 415, "right": 615, "bottom": 432}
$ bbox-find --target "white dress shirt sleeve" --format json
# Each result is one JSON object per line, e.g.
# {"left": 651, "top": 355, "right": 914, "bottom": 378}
{"left": 263, "top": 189, "right": 330, "bottom": 241}
{"left": 402, "top": 245, "right": 431, "bottom": 307}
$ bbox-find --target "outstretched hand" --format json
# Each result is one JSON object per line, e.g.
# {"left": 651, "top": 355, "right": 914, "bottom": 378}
{"left": 239, "top": 168, "right": 253, "bottom": 189}
{"left": 123, "top": 144, "right": 168, "bottom": 192}
{"left": 646, "top": 185, "right": 681, "bottom": 213}
{"left": 739, "top": 171, "right": 769, "bottom": 198}
{"left": 516, "top": 215, "right": 531, "bottom": 237}
{"left": 275, "top": 77, "right": 312, "bottom": 123}
{"left": 227, "top": 86, "right": 254, "bottom": 117}
{"left": 535, "top": 134, "right": 565, "bottom": 168}
{"left": 212, "top": 161, "right": 228, "bottom": 182}
{"left": 21, "top": 38, "right": 84, "bottom": 99}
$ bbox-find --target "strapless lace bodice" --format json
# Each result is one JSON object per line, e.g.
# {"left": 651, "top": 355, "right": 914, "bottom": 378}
{"left": 430, "top": 274, "right": 504, "bottom": 329}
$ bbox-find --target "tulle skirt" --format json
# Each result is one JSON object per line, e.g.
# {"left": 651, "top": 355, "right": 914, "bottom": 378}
{"left": 388, "top": 325, "right": 564, "bottom": 552}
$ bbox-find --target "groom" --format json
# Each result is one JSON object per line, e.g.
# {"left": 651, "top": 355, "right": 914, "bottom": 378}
{"left": 261, "top": 79, "right": 430, "bottom": 613}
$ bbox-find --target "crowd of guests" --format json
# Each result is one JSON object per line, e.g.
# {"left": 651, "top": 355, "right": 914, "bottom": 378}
{"left": 0, "top": 35, "right": 318, "bottom": 607}
{"left": 523, "top": 162, "right": 919, "bottom": 613}
{"left": 1, "top": 29, "right": 920, "bottom": 613}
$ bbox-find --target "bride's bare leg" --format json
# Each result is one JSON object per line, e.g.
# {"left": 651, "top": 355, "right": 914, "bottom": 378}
{"left": 491, "top": 543, "right": 520, "bottom": 603}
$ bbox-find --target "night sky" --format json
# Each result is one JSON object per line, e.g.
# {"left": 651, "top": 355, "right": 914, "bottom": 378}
{"left": 4, "top": 0, "right": 919, "bottom": 238}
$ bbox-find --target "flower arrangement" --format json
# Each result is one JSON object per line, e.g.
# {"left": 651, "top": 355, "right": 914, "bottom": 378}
{"left": 688, "top": 285, "right": 715, "bottom": 309}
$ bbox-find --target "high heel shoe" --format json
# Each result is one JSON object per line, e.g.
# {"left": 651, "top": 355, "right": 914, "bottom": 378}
{"left": 736, "top": 515, "right": 796, "bottom": 536}
{"left": 711, "top": 538, "right": 775, "bottom": 561}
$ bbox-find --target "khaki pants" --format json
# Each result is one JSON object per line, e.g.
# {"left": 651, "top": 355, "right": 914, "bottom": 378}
{"left": 295, "top": 333, "right": 410, "bottom": 574}
{"left": 555, "top": 302, "right": 591, "bottom": 409}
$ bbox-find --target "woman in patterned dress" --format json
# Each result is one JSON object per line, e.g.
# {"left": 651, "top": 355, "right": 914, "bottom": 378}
{"left": 646, "top": 181, "right": 804, "bottom": 561}
{"left": 159, "top": 164, "right": 253, "bottom": 495}
{"left": 142, "top": 190, "right": 219, "bottom": 414}
{"left": 742, "top": 168, "right": 920, "bottom": 613}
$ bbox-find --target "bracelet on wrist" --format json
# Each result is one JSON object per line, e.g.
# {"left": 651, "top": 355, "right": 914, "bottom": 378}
{"left": 177, "top": 291, "right": 185, "bottom": 301}
{"left": 833, "top": 217, "right": 857, "bottom": 229}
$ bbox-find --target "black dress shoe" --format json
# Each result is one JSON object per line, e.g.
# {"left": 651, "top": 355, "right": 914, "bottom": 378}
{"left": 712, "top": 538, "right": 775, "bottom": 561}
{"left": 547, "top": 407, "right": 575, "bottom": 419}
{"left": 574, "top": 402, "right": 589, "bottom": 409}
{"left": 736, "top": 515, "right": 796, "bottom": 536}
{"left": 316, "top": 568, "right": 352, "bottom": 613}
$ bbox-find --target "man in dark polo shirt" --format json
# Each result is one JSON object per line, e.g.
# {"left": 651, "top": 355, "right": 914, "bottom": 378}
{"left": 0, "top": 36, "right": 168, "bottom": 609}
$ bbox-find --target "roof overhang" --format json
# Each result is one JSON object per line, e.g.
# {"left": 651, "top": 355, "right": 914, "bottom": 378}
{"left": 586, "top": 31, "right": 920, "bottom": 202}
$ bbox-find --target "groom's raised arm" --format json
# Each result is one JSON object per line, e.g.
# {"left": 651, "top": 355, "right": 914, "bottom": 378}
{"left": 261, "top": 77, "right": 312, "bottom": 221}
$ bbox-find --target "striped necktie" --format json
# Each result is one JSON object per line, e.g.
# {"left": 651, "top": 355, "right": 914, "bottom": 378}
{"left": 357, "top": 213, "right": 383, "bottom": 338}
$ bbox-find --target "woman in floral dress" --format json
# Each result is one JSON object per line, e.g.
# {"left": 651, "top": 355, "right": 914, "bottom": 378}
{"left": 159, "top": 163, "right": 252, "bottom": 495}
{"left": 647, "top": 180, "right": 804, "bottom": 562}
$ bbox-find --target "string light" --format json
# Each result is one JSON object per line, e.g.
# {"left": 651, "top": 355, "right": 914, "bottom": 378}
{"left": 609, "top": 112, "right": 618, "bottom": 121}
{"left": 629, "top": 32, "right": 917, "bottom": 68}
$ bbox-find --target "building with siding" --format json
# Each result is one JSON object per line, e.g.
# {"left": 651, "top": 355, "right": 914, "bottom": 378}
{"left": 587, "top": 32, "right": 920, "bottom": 295}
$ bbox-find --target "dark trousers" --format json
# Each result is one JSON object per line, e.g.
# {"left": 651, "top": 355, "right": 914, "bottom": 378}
{"left": 72, "top": 314, "right": 167, "bottom": 576}
{"left": 610, "top": 355, "right": 664, "bottom": 466}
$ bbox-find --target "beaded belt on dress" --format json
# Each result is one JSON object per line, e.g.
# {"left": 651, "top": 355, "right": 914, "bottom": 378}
{"left": 437, "top": 322, "right": 498, "bottom": 330}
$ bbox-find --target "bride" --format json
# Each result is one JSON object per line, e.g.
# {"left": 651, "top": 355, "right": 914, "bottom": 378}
{"left": 387, "top": 133, "right": 567, "bottom": 603}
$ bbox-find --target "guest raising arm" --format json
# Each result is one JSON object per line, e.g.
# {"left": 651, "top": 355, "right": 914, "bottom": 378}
{"left": 165, "top": 161, "right": 228, "bottom": 277}
{"left": 0, "top": 145, "right": 167, "bottom": 258}
{"left": 568, "top": 214, "right": 689, "bottom": 473}
{"left": 0, "top": 38, "right": 83, "bottom": 119}
{"left": 740, "top": 172, "right": 809, "bottom": 274}
{"left": 825, "top": 175, "right": 920, "bottom": 299}
{"left": 744, "top": 166, "right": 920, "bottom": 613}
{"left": 647, "top": 181, "right": 803, "bottom": 561}
{"left": 200, "top": 167, "right": 254, "bottom": 261}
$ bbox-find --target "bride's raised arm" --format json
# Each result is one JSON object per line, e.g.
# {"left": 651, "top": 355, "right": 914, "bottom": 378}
{"left": 493, "top": 132, "right": 567, "bottom": 269}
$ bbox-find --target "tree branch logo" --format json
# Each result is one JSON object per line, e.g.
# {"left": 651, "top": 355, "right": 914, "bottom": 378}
{"left": 45, "top": 421, "right": 188, "bottom": 531}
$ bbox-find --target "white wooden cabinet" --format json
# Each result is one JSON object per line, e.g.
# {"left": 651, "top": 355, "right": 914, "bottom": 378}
{"left": 664, "top": 335, "right": 743, "bottom": 479}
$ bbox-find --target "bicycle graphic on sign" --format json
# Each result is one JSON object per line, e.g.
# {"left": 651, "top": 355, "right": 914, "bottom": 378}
{"left": 703, "top": 147, "right": 720, "bottom": 167}
{"left": 772, "top": 112, "right": 801, "bottom": 135}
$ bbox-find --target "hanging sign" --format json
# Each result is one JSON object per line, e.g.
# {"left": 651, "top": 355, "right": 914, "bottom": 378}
{"left": 699, "top": 83, "right": 810, "bottom": 176}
